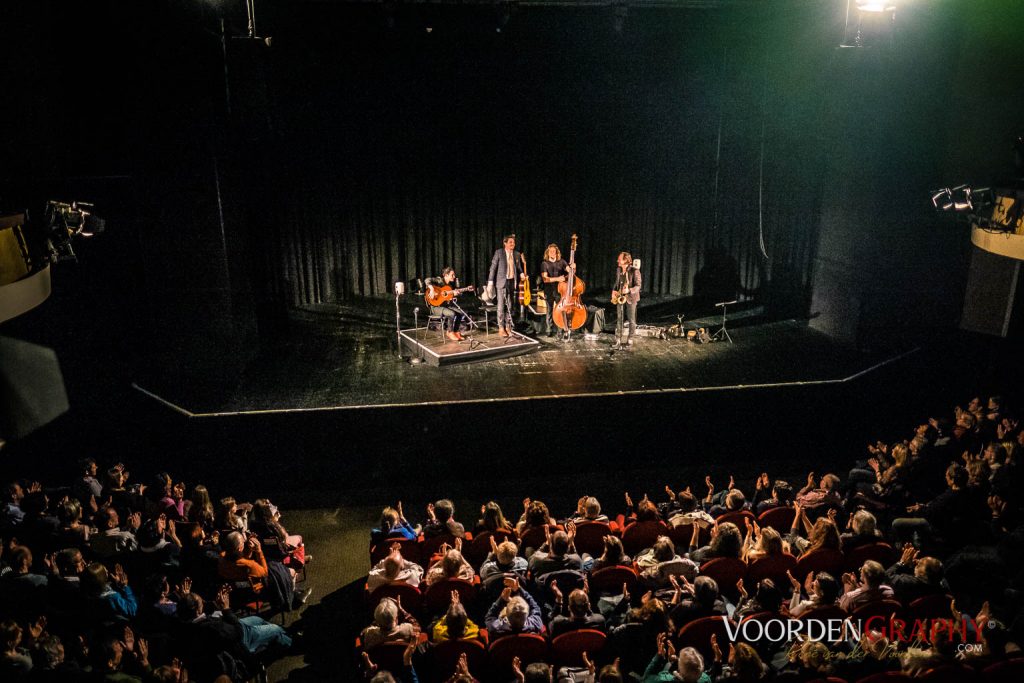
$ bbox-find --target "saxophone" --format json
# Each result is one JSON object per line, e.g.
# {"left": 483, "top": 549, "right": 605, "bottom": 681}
{"left": 611, "top": 269, "right": 630, "bottom": 305}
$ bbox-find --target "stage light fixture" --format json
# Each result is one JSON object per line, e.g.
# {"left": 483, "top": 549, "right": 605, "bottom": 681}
{"left": 856, "top": 1, "right": 897, "bottom": 12}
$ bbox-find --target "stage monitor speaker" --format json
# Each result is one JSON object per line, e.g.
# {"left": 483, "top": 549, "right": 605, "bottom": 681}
{"left": 0, "top": 336, "right": 70, "bottom": 441}
{"left": 960, "top": 246, "right": 1022, "bottom": 338}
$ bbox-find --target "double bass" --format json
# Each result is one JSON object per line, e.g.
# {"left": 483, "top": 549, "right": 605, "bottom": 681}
{"left": 553, "top": 233, "right": 587, "bottom": 331}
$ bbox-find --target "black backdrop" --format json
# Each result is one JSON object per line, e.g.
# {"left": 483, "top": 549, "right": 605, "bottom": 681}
{"left": 239, "top": 3, "right": 833, "bottom": 308}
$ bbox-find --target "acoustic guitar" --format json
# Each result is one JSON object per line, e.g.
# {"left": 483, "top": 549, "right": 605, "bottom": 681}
{"left": 518, "top": 253, "right": 531, "bottom": 306}
{"left": 425, "top": 284, "right": 474, "bottom": 307}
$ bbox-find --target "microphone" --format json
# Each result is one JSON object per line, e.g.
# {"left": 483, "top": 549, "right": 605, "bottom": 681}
{"left": 414, "top": 307, "right": 420, "bottom": 314}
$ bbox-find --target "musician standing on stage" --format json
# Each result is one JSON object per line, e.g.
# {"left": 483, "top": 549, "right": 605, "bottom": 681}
{"left": 539, "top": 243, "right": 569, "bottom": 338}
{"left": 612, "top": 251, "right": 641, "bottom": 350}
{"left": 426, "top": 267, "right": 469, "bottom": 342}
{"left": 486, "top": 233, "right": 526, "bottom": 337}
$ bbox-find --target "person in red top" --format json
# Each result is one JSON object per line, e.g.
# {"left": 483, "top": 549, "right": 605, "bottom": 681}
{"left": 218, "top": 531, "right": 268, "bottom": 583}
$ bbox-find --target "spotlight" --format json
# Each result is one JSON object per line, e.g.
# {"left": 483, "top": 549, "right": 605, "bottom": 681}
{"left": 856, "top": 1, "right": 897, "bottom": 12}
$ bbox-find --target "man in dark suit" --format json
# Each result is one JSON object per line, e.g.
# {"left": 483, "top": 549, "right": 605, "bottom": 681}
{"left": 486, "top": 233, "right": 525, "bottom": 337}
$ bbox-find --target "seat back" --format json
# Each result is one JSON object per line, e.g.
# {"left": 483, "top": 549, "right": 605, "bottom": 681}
{"left": 550, "top": 629, "right": 607, "bottom": 667}
{"left": 370, "top": 538, "right": 422, "bottom": 567}
{"left": 488, "top": 633, "right": 547, "bottom": 677}
{"left": 844, "top": 542, "right": 896, "bottom": 573}
{"left": 518, "top": 525, "right": 557, "bottom": 554}
{"left": 422, "top": 533, "right": 460, "bottom": 561}
{"left": 698, "top": 557, "right": 746, "bottom": 599}
{"left": 423, "top": 578, "right": 477, "bottom": 615}
{"left": 758, "top": 506, "right": 796, "bottom": 532}
{"left": 794, "top": 548, "right": 845, "bottom": 581}
{"left": 668, "top": 523, "right": 711, "bottom": 551}
{"left": 746, "top": 553, "right": 798, "bottom": 587}
{"left": 621, "top": 520, "right": 669, "bottom": 556}
{"left": 982, "top": 658, "right": 1024, "bottom": 683}
{"left": 797, "top": 604, "right": 847, "bottom": 623}
{"left": 589, "top": 566, "right": 638, "bottom": 596}
{"left": 715, "top": 510, "right": 757, "bottom": 528}
{"left": 905, "top": 593, "right": 953, "bottom": 622}
{"left": 572, "top": 521, "right": 613, "bottom": 557}
{"left": 364, "top": 642, "right": 408, "bottom": 675}
{"left": 854, "top": 673, "right": 913, "bottom": 683}
{"left": 367, "top": 581, "right": 422, "bottom": 612}
{"left": 465, "top": 530, "right": 516, "bottom": 568}
{"left": 430, "top": 638, "right": 487, "bottom": 682}
{"left": 676, "top": 615, "right": 733, "bottom": 663}
{"left": 919, "top": 664, "right": 981, "bottom": 683}
{"left": 850, "top": 599, "right": 903, "bottom": 625}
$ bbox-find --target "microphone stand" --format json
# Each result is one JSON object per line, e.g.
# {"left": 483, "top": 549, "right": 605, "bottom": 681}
{"left": 410, "top": 307, "right": 424, "bottom": 364}
{"left": 394, "top": 282, "right": 406, "bottom": 359}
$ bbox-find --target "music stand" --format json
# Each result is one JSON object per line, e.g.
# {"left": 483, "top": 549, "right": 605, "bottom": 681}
{"left": 710, "top": 300, "right": 736, "bottom": 343}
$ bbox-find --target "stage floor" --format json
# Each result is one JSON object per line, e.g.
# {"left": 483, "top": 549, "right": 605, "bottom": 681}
{"left": 133, "top": 303, "right": 912, "bottom": 415}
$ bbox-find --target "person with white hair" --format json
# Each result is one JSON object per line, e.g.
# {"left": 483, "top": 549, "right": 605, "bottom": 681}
{"left": 484, "top": 577, "right": 543, "bottom": 638}
{"left": 360, "top": 597, "right": 419, "bottom": 649}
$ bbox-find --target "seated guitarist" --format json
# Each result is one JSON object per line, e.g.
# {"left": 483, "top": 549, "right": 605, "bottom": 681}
{"left": 426, "top": 266, "right": 470, "bottom": 342}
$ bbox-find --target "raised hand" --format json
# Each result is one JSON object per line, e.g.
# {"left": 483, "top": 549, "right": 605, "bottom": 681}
{"left": 523, "top": 497, "right": 531, "bottom": 511}
{"left": 403, "top": 637, "right": 416, "bottom": 667}
{"left": 807, "top": 471, "right": 816, "bottom": 488}
{"left": 582, "top": 651, "right": 596, "bottom": 675}
{"left": 550, "top": 579, "right": 563, "bottom": 604}
{"left": 362, "top": 651, "right": 378, "bottom": 675}
{"left": 396, "top": 500, "right": 404, "bottom": 519}
{"left": 512, "top": 656, "right": 525, "bottom": 683}
{"left": 136, "top": 637, "right": 149, "bottom": 665}
{"left": 176, "top": 577, "right": 192, "bottom": 596}
{"left": 727, "top": 475, "right": 735, "bottom": 490}
{"left": 786, "top": 570, "right": 801, "bottom": 591}
{"left": 900, "top": 543, "right": 918, "bottom": 565}
{"left": 711, "top": 633, "right": 723, "bottom": 662}
{"left": 624, "top": 492, "right": 634, "bottom": 508}
{"left": 28, "top": 615, "right": 47, "bottom": 640}
{"left": 656, "top": 632, "right": 669, "bottom": 658}
{"left": 427, "top": 502, "right": 435, "bottom": 520}
{"left": 622, "top": 582, "right": 631, "bottom": 603}
{"left": 455, "top": 652, "right": 470, "bottom": 676}
{"left": 804, "top": 572, "right": 815, "bottom": 595}
{"left": 736, "top": 578, "right": 747, "bottom": 600}
{"left": 454, "top": 536, "right": 463, "bottom": 552}
{"left": 451, "top": 589, "right": 460, "bottom": 606}
{"left": 566, "top": 520, "right": 576, "bottom": 540}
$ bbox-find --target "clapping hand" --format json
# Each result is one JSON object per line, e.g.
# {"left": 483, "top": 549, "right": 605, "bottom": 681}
{"left": 711, "top": 633, "right": 723, "bottom": 662}
{"left": 427, "top": 502, "right": 436, "bottom": 521}
{"left": 736, "top": 578, "right": 747, "bottom": 600}
{"left": 624, "top": 492, "right": 634, "bottom": 508}
{"left": 900, "top": 543, "right": 919, "bottom": 566}
{"left": 786, "top": 570, "right": 801, "bottom": 592}
{"left": 512, "top": 656, "right": 525, "bottom": 683}
{"left": 550, "top": 579, "right": 563, "bottom": 604}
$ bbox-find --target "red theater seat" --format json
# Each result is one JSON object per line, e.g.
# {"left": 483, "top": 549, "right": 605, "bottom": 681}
{"left": 572, "top": 521, "right": 614, "bottom": 557}
{"left": 794, "top": 548, "right": 846, "bottom": 580}
{"left": 621, "top": 520, "right": 669, "bottom": 555}
{"left": 675, "top": 615, "right": 733, "bottom": 663}
{"left": 488, "top": 634, "right": 548, "bottom": 677}
{"left": 758, "top": 506, "right": 797, "bottom": 532}
{"left": 589, "top": 565, "right": 638, "bottom": 597}
{"left": 844, "top": 542, "right": 896, "bottom": 573}
{"left": 550, "top": 629, "right": 607, "bottom": 667}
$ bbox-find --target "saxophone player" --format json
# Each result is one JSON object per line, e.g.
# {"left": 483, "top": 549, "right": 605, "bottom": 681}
{"left": 611, "top": 252, "right": 641, "bottom": 350}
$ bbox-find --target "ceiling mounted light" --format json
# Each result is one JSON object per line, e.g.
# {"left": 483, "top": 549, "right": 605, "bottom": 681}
{"left": 856, "top": 1, "right": 897, "bottom": 12}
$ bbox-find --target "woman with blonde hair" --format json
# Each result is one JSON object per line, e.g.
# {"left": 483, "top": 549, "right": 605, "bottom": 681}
{"left": 539, "top": 243, "right": 569, "bottom": 337}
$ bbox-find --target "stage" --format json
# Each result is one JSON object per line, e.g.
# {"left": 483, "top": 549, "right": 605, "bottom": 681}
{"left": 132, "top": 299, "right": 914, "bottom": 416}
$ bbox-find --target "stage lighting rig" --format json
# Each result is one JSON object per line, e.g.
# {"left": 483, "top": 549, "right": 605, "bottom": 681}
{"left": 44, "top": 200, "right": 105, "bottom": 263}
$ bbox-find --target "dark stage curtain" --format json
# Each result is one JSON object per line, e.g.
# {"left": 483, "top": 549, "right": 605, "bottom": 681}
{"left": 246, "top": 6, "right": 829, "bottom": 310}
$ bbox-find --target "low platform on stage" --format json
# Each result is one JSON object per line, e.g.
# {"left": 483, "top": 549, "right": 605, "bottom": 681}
{"left": 132, "top": 298, "right": 916, "bottom": 416}
{"left": 400, "top": 327, "right": 539, "bottom": 366}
